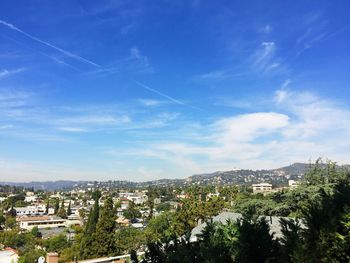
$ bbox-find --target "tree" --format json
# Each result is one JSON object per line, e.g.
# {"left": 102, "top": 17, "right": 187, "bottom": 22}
{"left": 144, "top": 212, "right": 174, "bottom": 243}
{"left": 92, "top": 197, "right": 117, "bottom": 257}
{"left": 124, "top": 201, "right": 141, "bottom": 220}
{"left": 31, "top": 226, "right": 42, "bottom": 238}
{"left": 46, "top": 234, "right": 69, "bottom": 252}
{"left": 57, "top": 199, "right": 67, "bottom": 219}
{"left": 5, "top": 216, "right": 17, "bottom": 230}
{"left": 67, "top": 200, "right": 72, "bottom": 216}
{"left": 0, "top": 210, "right": 5, "bottom": 230}
{"left": 130, "top": 249, "right": 139, "bottom": 263}
{"left": 278, "top": 218, "right": 303, "bottom": 262}
{"left": 45, "top": 198, "right": 50, "bottom": 214}
{"left": 54, "top": 198, "right": 59, "bottom": 214}
{"left": 116, "top": 227, "right": 145, "bottom": 254}
{"left": 197, "top": 220, "right": 237, "bottom": 263}
{"left": 236, "top": 211, "right": 277, "bottom": 263}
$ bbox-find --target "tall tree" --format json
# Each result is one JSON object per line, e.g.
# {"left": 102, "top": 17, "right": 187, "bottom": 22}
{"left": 92, "top": 197, "right": 117, "bottom": 257}
{"left": 80, "top": 190, "right": 101, "bottom": 259}
{"left": 57, "top": 199, "right": 67, "bottom": 219}
{"left": 67, "top": 200, "right": 72, "bottom": 216}
{"left": 45, "top": 199, "right": 49, "bottom": 214}
{"left": 236, "top": 211, "right": 277, "bottom": 263}
{"left": 54, "top": 198, "right": 59, "bottom": 214}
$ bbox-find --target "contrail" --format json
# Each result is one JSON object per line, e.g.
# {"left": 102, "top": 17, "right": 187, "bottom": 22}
{"left": 135, "top": 81, "right": 202, "bottom": 111}
{"left": 2, "top": 34, "right": 83, "bottom": 73}
{"left": 0, "top": 19, "right": 100, "bottom": 68}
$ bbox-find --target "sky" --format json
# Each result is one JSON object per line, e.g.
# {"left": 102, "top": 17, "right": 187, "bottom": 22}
{"left": 0, "top": 0, "right": 350, "bottom": 182}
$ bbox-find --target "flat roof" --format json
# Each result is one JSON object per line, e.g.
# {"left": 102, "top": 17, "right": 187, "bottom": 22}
{"left": 18, "top": 216, "right": 64, "bottom": 222}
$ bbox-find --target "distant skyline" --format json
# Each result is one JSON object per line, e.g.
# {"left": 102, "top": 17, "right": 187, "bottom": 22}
{"left": 0, "top": 1, "right": 350, "bottom": 182}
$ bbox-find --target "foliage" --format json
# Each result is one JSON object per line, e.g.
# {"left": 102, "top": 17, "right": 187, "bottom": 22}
{"left": 92, "top": 197, "right": 117, "bottom": 257}
{"left": 115, "top": 227, "right": 145, "bottom": 254}
{"left": 124, "top": 201, "right": 142, "bottom": 220}
{"left": 45, "top": 234, "right": 69, "bottom": 252}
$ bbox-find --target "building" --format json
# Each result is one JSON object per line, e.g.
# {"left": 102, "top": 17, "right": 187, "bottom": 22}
{"left": 0, "top": 247, "right": 19, "bottom": 263}
{"left": 18, "top": 216, "right": 66, "bottom": 230}
{"left": 24, "top": 195, "right": 38, "bottom": 203}
{"left": 69, "top": 252, "right": 145, "bottom": 263}
{"left": 252, "top": 183, "right": 272, "bottom": 193}
{"left": 14, "top": 205, "right": 46, "bottom": 216}
{"left": 118, "top": 192, "right": 148, "bottom": 205}
{"left": 288, "top": 180, "right": 300, "bottom": 188}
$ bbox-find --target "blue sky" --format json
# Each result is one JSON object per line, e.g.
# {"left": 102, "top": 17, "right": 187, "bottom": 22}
{"left": 0, "top": 0, "right": 350, "bottom": 181}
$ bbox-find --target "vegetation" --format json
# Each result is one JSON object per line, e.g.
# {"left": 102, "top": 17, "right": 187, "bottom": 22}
{"left": 1, "top": 160, "right": 350, "bottom": 262}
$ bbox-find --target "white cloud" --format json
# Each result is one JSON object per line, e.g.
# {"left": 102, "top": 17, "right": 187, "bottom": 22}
{"left": 213, "top": 112, "right": 289, "bottom": 143}
{"left": 251, "top": 42, "right": 285, "bottom": 74}
{"left": 0, "top": 68, "right": 26, "bottom": 79}
{"left": 0, "top": 124, "right": 13, "bottom": 130}
{"left": 54, "top": 115, "right": 130, "bottom": 126}
{"left": 58, "top": 127, "right": 88, "bottom": 132}
{"left": 260, "top": 25, "right": 272, "bottom": 34}
{"left": 254, "top": 42, "right": 276, "bottom": 65}
{"left": 138, "top": 99, "right": 165, "bottom": 107}
{"left": 117, "top": 89, "right": 350, "bottom": 176}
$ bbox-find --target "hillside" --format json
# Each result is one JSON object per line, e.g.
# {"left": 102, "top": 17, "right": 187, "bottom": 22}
{"left": 0, "top": 163, "right": 314, "bottom": 190}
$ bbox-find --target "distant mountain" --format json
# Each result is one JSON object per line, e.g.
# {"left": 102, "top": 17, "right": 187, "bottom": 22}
{"left": 1, "top": 163, "right": 348, "bottom": 190}
{"left": 0, "top": 180, "right": 87, "bottom": 191}
{"left": 273, "top": 162, "right": 309, "bottom": 175}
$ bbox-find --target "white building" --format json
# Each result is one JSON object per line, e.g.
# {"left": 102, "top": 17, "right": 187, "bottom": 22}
{"left": 0, "top": 197, "right": 6, "bottom": 203}
{"left": 288, "top": 180, "right": 300, "bottom": 188}
{"left": 252, "top": 183, "right": 272, "bottom": 193}
{"left": 18, "top": 216, "right": 66, "bottom": 230}
{"left": 14, "top": 205, "right": 44, "bottom": 216}
{"left": 0, "top": 248, "right": 19, "bottom": 263}
{"left": 24, "top": 195, "right": 38, "bottom": 203}
{"left": 119, "top": 192, "right": 148, "bottom": 205}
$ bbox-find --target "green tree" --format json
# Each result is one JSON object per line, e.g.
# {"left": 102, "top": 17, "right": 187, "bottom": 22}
{"left": 124, "top": 201, "right": 141, "bottom": 220}
{"left": 54, "top": 198, "right": 59, "bottom": 214}
{"left": 236, "top": 211, "right": 277, "bottom": 263}
{"left": 67, "top": 200, "right": 72, "bottom": 216}
{"left": 45, "top": 198, "right": 50, "bottom": 214}
{"left": 31, "top": 226, "right": 42, "bottom": 238}
{"left": 115, "top": 227, "right": 145, "bottom": 254}
{"left": 57, "top": 199, "right": 67, "bottom": 219}
{"left": 92, "top": 197, "right": 117, "bottom": 257}
{"left": 46, "top": 234, "right": 69, "bottom": 252}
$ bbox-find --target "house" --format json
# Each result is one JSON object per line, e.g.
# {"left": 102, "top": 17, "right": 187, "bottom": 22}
{"left": 24, "top": 195, "right": 38, "bottom": 203}
{"left": 288, "top": 180, "right": 300, "bottom": 188}
{"left": 18, "top": 216, "right": 66, "bottom": 230}
{"left": 68, "top": 252, "right": 145, "bottom": 263}
{"left": 0, "top": 247, "right": 19, "bottom": 263}
{"left": 252, "top": 183, "right": 272, "bottom": 193}
{"left": 116, "top": 217, "right": 130, "bottom": 227}
{"left": 118, "top": 192, "right": 148, "bottom": 205}
{"left": 14, "top": 205, "right": 46, "bottom": 216}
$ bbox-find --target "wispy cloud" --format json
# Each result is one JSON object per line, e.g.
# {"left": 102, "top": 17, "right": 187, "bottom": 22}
{"left": 0, "top": 68, "right": 26, "bottom": 79}
{"left": 85, "top": 47, "right": 152, "bottom": 76}
{"left": 116, "top": 89, "right": 350, "bottom": 175}
{"left": 197, "top": 70, "right": 247, "bottom": 80}
{"left": 252, "top": 42, "right": 276, "bottom": 71}
{"left": 0, "top": 19, "right": 100, "bottom": 67}
{"left": 260, "top": 25, "right": 272, "bottom": 34}
{"left": 135, "top": 81, "right": 202, "bottom": 111}
{"left": 138, "top": 99, "right": 165, "bottom": 107}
